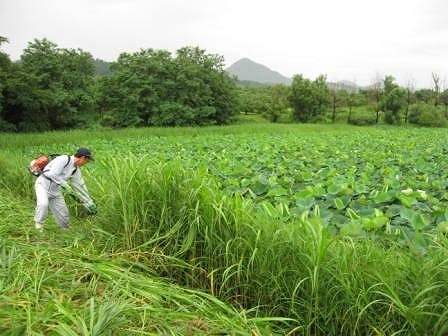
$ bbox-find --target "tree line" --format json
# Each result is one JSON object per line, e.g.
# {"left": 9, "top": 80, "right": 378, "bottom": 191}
{"left": 0, "top": 38, "right": 237, "bottom": 131}
{"left": 239, "top": 74, "right": 448, "bottom": 127}
{"left": 1, "top": 37, "right": 447, "bottom": 132}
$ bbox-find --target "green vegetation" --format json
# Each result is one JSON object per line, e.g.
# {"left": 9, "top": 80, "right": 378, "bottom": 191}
{"left": 237, "top": 84, "right": 291, "bottom": 122}
{"left": 2, "top": 124, "right": 448, "bottom": 335}
{"left": 289, "top": 74, "right": 330, "bottom": 122}
{"left": 409, "top": 102, "right": 447, "bottom": 127}
{"left": 0, "top": 195, "right": 277, "bottom": 335}
{"left": 0, "top": 38, "right": 238, "bottom": 131}
{"left": 98, "top": 47, "right": 237, "bottom": 127}
{"left": 92, "top": 59, "right": 112, "bottom": 77}
{"left": 2, "top": 36, "right": 448, "bottom": 133}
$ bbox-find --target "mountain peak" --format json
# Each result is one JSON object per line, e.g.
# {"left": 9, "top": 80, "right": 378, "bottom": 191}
{"left": 226, "top": 58, "right": 291, "bottom": 85}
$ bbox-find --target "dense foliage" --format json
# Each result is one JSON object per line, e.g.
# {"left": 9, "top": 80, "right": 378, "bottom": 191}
{"left": 0, "top": 39, "right": 238, "bottom": 131}
{"left": 1, "top": 39, "right": 96, "bottom": 131}
{"left": 289, "top": 74, "right": 330, "bottom": 122}
{"left": 380, "top": 76, "right": 406, "bottom": 124}
{"left": 1, "top": 36, "right": 448, "bottom": 131}
{"left": 2, "top": 124, "right": 448, "bottom": 335}
{"left": 98, "top": 47, "right": 238, "bottom": 127}
{"left": 408, "top": 102, "right": 447, "bottom": 127}
{"left": 237, "top": 84, "right": 290, "bottom": 122}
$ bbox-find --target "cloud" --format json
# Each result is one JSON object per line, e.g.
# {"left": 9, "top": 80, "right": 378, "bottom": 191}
{"left": 1, "top": 0, "right": 447, "bottom": 87}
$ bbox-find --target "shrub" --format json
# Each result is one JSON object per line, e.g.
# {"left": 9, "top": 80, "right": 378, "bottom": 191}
{"left": 348, "top": 114, "right": 376, "bottom": 126}
{"left": 0, "top": 118, "right": 16, "bottom": 132}
{"left": 310, "top": 113, "right": 332, "bottom": 123}
{"left": 408, "top": 102, "right": 447, "bottom": 127}
{"left": 384, "top": 110, "right": 401, "bottom": 124}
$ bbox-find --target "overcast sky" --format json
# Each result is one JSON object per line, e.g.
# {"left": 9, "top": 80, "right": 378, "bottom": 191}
{"left": 1, "top": 0, "right": 447, "bottom": 88}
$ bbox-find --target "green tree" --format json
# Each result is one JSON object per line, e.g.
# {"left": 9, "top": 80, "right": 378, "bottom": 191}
{"left": 99, "top": 49, "right": 173, "bottom": 127}
{"left": 441, "top": 89, "right": 448, "bottom": 115}
{"left": 380, "top": 76, "right": 405, "bottom": 124}
{"left": 238, "top": 85, "right": 290, "bottom": 122}
{"left": 265, "top": 84, "right": 290, "bottom": 122}
{"left": 2, "top": 64, "right": 48, "bottom": 131}
{"left": 314, "top": 75, "right": 331, "bottom": 116}
{"left": 415, "top": 89, "right": 434, "bottom": 104}
{"left": 404, "top": 80, "right": 416, "bottom": 123}
{"left": 0, "top": 36, "right": 16, "bottom": 131}
{"left": 362, "top": 74, "right": 383, "bottom": 123}
{"left": 237, "top": 87, "right": 271, "bottom": 116}
{"left": 330, "top": 88, "right": 344, "bottom": 123}
{"left": 338, "top": 89, "right": 354, "bottom": 123}
{"left": 0, "top": 38, "right": 9, "bottom": 121}
{"left": 329, "top": 87, "right": 365, "bottom": 123}
{"left": 289, "top": 74, "right": 330, "bottom": 122}
{"left": 2, "top": 38, "right": 96, "bottom": 131}
{"left": 99, "top": 47, "right": 237, "bottom": 127}
{"left": 171, "top": 47, "right": 237, "bottom": 125}
{"left": 408, "top": 102, "right": 446, "bottom": 127}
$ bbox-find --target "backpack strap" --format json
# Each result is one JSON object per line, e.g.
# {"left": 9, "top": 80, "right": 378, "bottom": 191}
{"left": 64, "top": 155, "right": 70, "bottom": 168}
{"left": 64, "top": 155, "right": 78, "bottom": 176}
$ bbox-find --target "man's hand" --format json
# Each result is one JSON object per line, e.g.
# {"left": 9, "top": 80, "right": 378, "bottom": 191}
{"left": 87, "top": 203, "right": 97, "bottom": 215}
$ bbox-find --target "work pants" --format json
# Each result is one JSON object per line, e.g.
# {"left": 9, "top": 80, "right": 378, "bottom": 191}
{"left": 34, "top": 178, "right": 70, "bottom": 228}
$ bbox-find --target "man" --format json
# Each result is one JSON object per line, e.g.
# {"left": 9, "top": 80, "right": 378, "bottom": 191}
{"left": 34, "top": 147, "right": 96, "bottom": 231}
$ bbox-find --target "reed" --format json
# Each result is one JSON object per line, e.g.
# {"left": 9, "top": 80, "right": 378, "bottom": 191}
{"left": 90, "top": 157, "right": 448, "bottom": 335}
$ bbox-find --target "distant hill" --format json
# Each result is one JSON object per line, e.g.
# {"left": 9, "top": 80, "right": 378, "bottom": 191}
{"left": 226, "top": 58, "right": 292, "bottom": 85}
{"left": 92, "top": 56, "right": 360, "bottom": 92}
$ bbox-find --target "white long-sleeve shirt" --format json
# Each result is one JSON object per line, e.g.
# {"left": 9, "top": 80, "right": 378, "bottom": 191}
{"left": 37, "top": 155, "right": 94, "bottom": 206}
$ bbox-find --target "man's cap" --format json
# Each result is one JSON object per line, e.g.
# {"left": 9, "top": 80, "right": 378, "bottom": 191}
{"left": 75, "top": 147, "right": 94, "bottom": 160}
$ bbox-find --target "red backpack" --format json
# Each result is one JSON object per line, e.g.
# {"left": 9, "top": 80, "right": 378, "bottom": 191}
{"left": 28, "top": 155, "right": 50, "bottom": 176}
{"left": 28, "top": 154, "right": 72, "bottom": 177}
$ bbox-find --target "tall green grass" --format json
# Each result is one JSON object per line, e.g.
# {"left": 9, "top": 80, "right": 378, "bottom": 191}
{"left": 2, "top": 126, "right": 448, "bottom": 335}
{"left": 0, "top": 193, "right": 282, "bottom": 335}
{"left": 89, "top": 156, "right": 448, "bottom": 335}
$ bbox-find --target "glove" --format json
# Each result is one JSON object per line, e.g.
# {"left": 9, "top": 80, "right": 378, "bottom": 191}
{"left": 87, "top": 203, "right": 97, "bottom": 215}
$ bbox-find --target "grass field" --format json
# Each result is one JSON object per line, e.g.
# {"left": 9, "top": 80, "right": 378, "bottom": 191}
{"left": 1, "top": 123, "right": 448, "bottom": 335}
